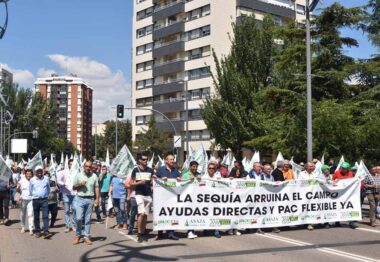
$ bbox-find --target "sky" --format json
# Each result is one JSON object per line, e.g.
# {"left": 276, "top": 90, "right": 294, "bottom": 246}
{"left": 0, "top": 0, "right": 377, "bottom": 123}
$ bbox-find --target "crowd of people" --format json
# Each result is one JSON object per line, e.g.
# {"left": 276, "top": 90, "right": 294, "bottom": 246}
{"left": 0, "top": 153, "right": 379, "bottom": 245}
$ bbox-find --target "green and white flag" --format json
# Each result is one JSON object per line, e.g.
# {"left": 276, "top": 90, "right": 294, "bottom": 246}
{"left": 335, "top": 156, "right": 345, "bottom": 171}
{"left": 26, "top": 151, "right": 43, "bottom": 171}
{"left": 110, "top": 145, "right": 136, "bottom": 180}
{"left": 106, "top": 148, "right": 110, "bottom": 167}
{"left": 356, "top": 160, "right": 370, "bottom": 180}
{"left": 274, "top": 152, "right": 284, "bottom": 168}
{"left": 290, "top": 157, "right": 303, "bottom": 179}
{"left": 0, "top": 156, "right": 12, "bottom": 183}
{"left": 148, "top": 153, "right": 155, "bottom": 169}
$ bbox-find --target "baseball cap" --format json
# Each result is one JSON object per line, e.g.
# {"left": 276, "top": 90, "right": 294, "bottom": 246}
{"left": 321, "top": 164, "right": 330, "bottom": 171}
{"left": 341, "top": 162, "right": 350, "bottom": 169}
{"left": 34, "top": 165, "right": 43, "bottom": 171}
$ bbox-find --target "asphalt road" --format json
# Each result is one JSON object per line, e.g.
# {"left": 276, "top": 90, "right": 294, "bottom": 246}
{"left": 0, "top": 205, "right": 380, "bottom": 262}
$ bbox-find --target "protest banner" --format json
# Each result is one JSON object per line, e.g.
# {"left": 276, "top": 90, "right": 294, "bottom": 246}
{"left": 0, "top": 156, "right": 12, "bottom": 182}
{"left": 25, "top": 151, "right": 43, "bottom": 171}
{"left": 153, "top": 178, "right": 361, "bottom": 230}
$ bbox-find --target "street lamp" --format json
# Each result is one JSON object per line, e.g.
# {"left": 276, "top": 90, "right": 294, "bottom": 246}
{"left": 305, "top": 0, "right": 320, "bottom": 161}
{"left": 0, "top": 0, "right": 9, "bottom": 39}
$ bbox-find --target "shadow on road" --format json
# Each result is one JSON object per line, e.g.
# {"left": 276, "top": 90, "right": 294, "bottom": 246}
{"left": 80, "top": 240, "right": 185, "bottom": 261}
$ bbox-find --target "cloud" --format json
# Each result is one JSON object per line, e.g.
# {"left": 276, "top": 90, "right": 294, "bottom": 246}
{"left": 0, "top": 63, "right": 35, "bottom": 88}
{"left": 37, "top": 68, "right": 57, "bottom": 78}
{"left": 45, "top": 54, "right": 131, "bottom": 123}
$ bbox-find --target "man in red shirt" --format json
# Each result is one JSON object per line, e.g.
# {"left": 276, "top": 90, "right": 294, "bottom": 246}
{"left": 333, "top": 162, "right": 358, "bottom": 229}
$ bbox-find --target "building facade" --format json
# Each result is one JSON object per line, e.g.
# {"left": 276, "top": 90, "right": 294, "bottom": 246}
{"left": 35, "top": 74, "right": 93, "bottom": 156}
{"left": 0, "top": 67, "right": 13, "bottom": 85}
{"left": 132, "top": 0, "right": 306, "bottom": 154}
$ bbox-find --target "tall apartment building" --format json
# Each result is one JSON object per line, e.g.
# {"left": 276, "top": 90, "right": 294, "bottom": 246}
{"left": 132, "top": 0, "right": 306, "bottom": 154}
{"left": 0, "top": 67, "right": 13, "bottom": 85}
{"left": 35, "top": 74, "right": 93, "bottom": 156}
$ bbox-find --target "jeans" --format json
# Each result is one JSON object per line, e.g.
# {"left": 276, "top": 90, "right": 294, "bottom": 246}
{"left": 33, "top": 198, "right": 49, "bottom": 233}
{"left": 9, "top": 188, "right": 17, "bottom": 206}
{"left": 129, "top": 197, "right": 137, "bottom": 233}
{"left": 48, "top": 203, "right": 58, "bottom": 226}
{"left": 75, "top": 196, "right": 94, "bottom": 239}
{"left": 63, "top": 194, "right": 76, "bottom": 228}
{"left": 0, "top": 191, "right": 9, "bottom": 220}
{"left": 113, "top": 198, "right": 128, "bottom": 225}
{"left": 20, "top": 199, "right": 34, "bottom": 231}
{"left": 95, "top": 192, "right": 109, "bottom": 219}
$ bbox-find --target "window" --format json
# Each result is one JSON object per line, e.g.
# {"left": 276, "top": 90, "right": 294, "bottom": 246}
{"left": 136, "top": 42, "right": 153, "bottom": 56}
{"left": 136, "top": 97, "right": 153, "bottom": 107}
{"left": 136, "top": 78, "right": 154, "bottom": 90}
{"left": 136, "top": 24, "right": 153, "bottom": 38}
{"left": 188, "top": 45, "right": 210, "bottom": 60}
{"left": 136, "top": 60, "right": 153, "bottom": 73}
{"left": 273, "top": 15, "right": 282, "bottom": 26}
{"left": 137, "top": 6, "right": 153, "bottom": 21}
{"left": 296, "top": 4, "right": 305, "bottom": 15}
{"left": 136, "top": 115, "right": 151, "bottom": 125}
{"left": 185, "top": 25, "right": 211, "bottom": 41}
{"left": 186, "top": 5, "right": 210, "bottom": 21}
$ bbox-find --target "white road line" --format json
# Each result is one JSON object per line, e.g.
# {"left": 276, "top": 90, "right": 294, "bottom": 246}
{"left": 258, "top": 234, "right": 380, "bottom": 262}
{"left": 357, "top": 227, "right": 380, "bottom": 234}
{"left": 118, "top": 231, "right": 148, "bottom": 246}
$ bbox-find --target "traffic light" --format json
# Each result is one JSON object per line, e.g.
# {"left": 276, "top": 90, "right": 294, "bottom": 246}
{"left": 117, "top": 104, "right": 124, "bottom": 118}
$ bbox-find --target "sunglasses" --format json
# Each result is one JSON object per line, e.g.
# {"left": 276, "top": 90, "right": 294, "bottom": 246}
{"left": 208, "top": 167, "right": 216, "bottom": 170}
{"left": 140, "top": 158, "right": 148, "bottom": 161}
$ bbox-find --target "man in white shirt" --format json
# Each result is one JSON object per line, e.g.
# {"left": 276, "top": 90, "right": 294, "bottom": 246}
{"left": 18, "top": 169, "right": 34, "bottom": 235}
{"left": 298, "top": 162, "right": 322, "bottom": 180}
{"left": 57, "top": 159, "right": 77, "bottom": 232}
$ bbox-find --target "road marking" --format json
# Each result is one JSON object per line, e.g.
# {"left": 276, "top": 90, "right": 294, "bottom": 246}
{"left": 118, "top": 231, "right": 148, "bottom": 246}
{"left": 258, "top": 234, "right": 380, "bottom": 262}
{"left": 357, "top": 227, "right": 380, "bottom": 234}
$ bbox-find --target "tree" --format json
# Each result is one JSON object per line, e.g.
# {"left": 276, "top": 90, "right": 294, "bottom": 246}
{"left": 202, "top": 16, "right": 277, "bottom": 157}
{"left": 133, "top": 116, "right": 171, "bottom": 158}
{"left": 92, "top": 120, "right": 132, "bottom": 160}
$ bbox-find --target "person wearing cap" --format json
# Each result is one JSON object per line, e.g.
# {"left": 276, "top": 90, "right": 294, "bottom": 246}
{"left": 333, "top": 162, "right": 358, "bottom": 229}
{"left": 364, "top": 166, "right": 380, "bottom": 227}
{"left": 72, "top": 160, "right": 100, "bottom": 245}
{"left": 29, "top": 165, "right": 51, "bottom": 239}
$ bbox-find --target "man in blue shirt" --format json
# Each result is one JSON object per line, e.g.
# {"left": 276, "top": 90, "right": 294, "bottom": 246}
{"left": 29, "top": 165, "right": 51, "bottom": 239}
{"left": 154, "top": 154, "right": 181, "bottom": 240}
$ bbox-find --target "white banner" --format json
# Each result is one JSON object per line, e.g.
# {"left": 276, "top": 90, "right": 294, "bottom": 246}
{"left": 153, "top": 178, "right": 361, "bottom": 230}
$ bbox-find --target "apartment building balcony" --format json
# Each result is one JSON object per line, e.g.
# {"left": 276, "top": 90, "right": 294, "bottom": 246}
{"left": 153, "top": 97, "right": 185, "bottom": 113}
{"left": 153, "top": 79, "right": 184, "bottom": 96}
{"left": 155, "top": 119, "right": 185, "bottom": 133}
{"left": 153, "top": 0, "right": 185, "bottom": 22}
{"left": 153, "top": 58, "right": 185, "bottom": 77}
{"left": 153, "top": 20, "right": 185, "bottom": 40}
{"left": 237, "top": 0, "right": 295, "bottom": 19}
{"left": 153, "top": 39, "right": 185, "bottom": 58}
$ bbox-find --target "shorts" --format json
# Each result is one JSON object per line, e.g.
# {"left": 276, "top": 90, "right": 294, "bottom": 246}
{"left": 135, "top": 195, "right": 152, "bottom": 215}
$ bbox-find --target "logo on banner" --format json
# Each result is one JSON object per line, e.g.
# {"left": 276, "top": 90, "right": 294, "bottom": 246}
{"left": 299, "top": 179, "right": 319, "bottom": 187}
{"left": 324, "top": 213, "right": 338, "bottom": 220}
{"left": 154, "top": 219, "right": 179, "bottom": 226}
{"left": 209, "top": 219, "right": 231, "bottom": 227}
{"left": 282, "top": 216, "right": 299, "bottom": 224}
{"left": 234, "top": 219, "right": 258, "bottom": 225}
{"left": 340, "top": 211, "right": 360, "bottom": 219}
{"left": 185, "top": 219, "right": 207, "bottom": 227}
{"left": 236, "top": 181, "right": 256, "bottom": 189}
{"left": 262, "top": 217, "right": 280, "bottom": 225}
{"left": 300, "top": 214, "right": 321, "bottom": 222}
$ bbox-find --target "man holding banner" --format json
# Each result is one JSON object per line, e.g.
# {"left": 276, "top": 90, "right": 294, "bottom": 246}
{"left": 130, "top": 153, "right": 154, "bottom": 243}
{"left": 154, "top": 154, "right": 181, "bottom": 240}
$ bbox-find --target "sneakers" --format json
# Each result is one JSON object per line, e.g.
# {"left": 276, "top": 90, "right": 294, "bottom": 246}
{"left": 72, "top": 236, "right": 80, "bottom": 245}
{"left": 20, "top": 227, "right": 25, "bottom": 234}
{"left": 256, "top": 228, "right": 265, "bottom": 234}
{"left": 168, "top": 233, "right": 179, "bottom": 240}
{"left": 84, "top": 238, "right": 93, "bottom": 245}
{"left": 214, "top": 231, "right": 221, "bottom": 238}
{"left": 29, "top": 230, "right": 34, "bottom": 236}
{"left": 137, "top": 234, "right": 144, "bottom": 243}
{"left": 272, "top": 228, "right": 281, "bottom": 233}
{"left": 64, "top": 227, "right": 71, "bottom": 233}
{"left": 35, "top": 232, "right": 42, "bottom": 238}
{"left": 3, "top": 219, "right": 10, "bottom": 226}
{"left": 228, "top": 229, "right": 241, "bottom": 235}
{"left": 187, "top": 231, "right": 198, "bottom": 239}
{"left": 370, "top": 221, "right": 378, "bottom": 227}
{"left": 307, "top": 224, "right": 314, "bottom": 231}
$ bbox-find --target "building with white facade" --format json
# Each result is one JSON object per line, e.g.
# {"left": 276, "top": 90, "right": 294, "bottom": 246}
{"left": 132, "top": 0, "right": 307, "bottom": 155}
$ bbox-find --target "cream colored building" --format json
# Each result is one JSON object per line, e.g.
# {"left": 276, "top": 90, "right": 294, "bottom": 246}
{"left": 132, "top": 0, "right": 306, "bottom": 154}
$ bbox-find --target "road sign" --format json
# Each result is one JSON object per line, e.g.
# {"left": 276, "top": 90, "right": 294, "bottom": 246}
{"left": 174, "top": 136, "right": 181, "bottom": 148}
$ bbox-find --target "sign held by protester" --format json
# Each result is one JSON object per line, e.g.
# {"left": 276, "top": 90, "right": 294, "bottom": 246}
{"left": 153, "top": 178, "right": 361, "bottom": 230}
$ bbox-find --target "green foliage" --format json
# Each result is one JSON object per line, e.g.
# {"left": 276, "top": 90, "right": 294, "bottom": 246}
{"left": 204, "top": 2, "right": 380, "bottom": 164}
{"left": 92, "top": 120, "right": 132, "bottom": 160}
{"left": 133, "top": 115, "right": 171, "bottom": 158}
